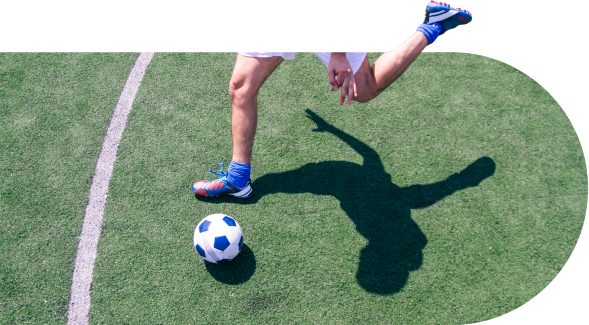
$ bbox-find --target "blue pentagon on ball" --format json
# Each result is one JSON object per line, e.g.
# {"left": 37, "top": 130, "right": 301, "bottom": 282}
{"left": 223, "top": 216, "right": 237, "bottom": 227}
{"left": 199, "top": 220, "right": 211, "bottom": 233}
{"left": 195, "top": 244, "right": 206, "bottom": 258}
{"left": 214, "top": 236, "right": 231, "bottom": 251}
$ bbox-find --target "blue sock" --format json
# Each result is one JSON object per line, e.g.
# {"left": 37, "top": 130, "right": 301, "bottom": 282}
{"left": 417, "top": 22, "right": 443, "bottom": 45}
{"left": 227, "top": 161, "right": 251, "bottom": 189}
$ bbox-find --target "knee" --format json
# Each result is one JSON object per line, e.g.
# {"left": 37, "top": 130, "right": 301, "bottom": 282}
{"left": 229, "top": 77, "right": 259, "bottom": 105}
{"left": 354, "top": 86, "right": 382, "bottom": 103}
{"left": 353, "top": 73, "right": 383, "bottom": 103}
{"left": 354, "top": 93, "right": 375, "bottom": 103}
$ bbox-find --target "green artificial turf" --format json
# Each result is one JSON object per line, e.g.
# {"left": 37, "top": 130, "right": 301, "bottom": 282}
{"left": 0, "top": 52, "right": 585, "bottom": 324}
{"left": 86, "top": 53, "right": 586, "bottom": 324}
{"left": 0, "top": 53, "right": 139, "bottom": 323}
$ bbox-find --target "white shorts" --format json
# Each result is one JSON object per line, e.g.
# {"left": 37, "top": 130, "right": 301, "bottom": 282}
{"left": 238, "top": 52, "right": 367, "bottom": 75}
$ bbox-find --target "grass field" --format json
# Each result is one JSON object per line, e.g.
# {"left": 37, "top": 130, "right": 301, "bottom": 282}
{"left": 1, "top": 52, "right": 587, "bottom": 324}
{"left": 0, "top": 53, "right": 139, "bottom": 322}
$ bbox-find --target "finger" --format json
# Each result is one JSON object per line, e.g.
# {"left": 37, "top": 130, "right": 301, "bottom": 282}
{"left": 336, "top": 71, "right": 344, "bottom": 88}
{"left": 348, "top": 73, "right": 356, "bottom": 104}
{"left": 328, "top": 69, "right": 337, "bottom": 91}
{"left": 340, "top": 71, "right": 349, "bottom": 105}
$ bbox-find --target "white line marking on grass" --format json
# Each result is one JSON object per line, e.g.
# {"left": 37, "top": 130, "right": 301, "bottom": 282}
{"left": 67, "top": 52, "right": 154, "bottom": 325}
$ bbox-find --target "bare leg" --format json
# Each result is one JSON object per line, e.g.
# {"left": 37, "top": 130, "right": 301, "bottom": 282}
{"left": 354, "top": 32, "right": 429, "bottom": 103}
{"left": 229, "top": 55, "right": 283, "bottom": 165}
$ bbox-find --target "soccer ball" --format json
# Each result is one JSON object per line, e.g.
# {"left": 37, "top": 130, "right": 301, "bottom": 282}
{"left": 193, "top": 214, "right": 243, "bottom": 263}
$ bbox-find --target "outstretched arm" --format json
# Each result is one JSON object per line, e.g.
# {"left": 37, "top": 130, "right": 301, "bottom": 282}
{"left": 306, "top": 109, "right": 384, "bottom": 171}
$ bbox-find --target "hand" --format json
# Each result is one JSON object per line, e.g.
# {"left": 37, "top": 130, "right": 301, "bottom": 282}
{"left": 327, "top": 53, "right": 357, "bottom": 105}
{"left": 306, "top": 109, "right": 332, "bottom": 133}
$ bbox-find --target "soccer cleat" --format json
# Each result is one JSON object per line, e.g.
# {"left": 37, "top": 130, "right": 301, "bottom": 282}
{"left": 191, "top": 162, "right": 253, "bottom": 199}
{"left": 424, "top": 1, "right": 472, "bottom": 34}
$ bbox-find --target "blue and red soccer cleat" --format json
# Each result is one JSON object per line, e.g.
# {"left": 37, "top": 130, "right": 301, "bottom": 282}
{"left": 191, "top": 162, "right": 253, "bottom": 199}
{"left": 424, "top": 1, "right": 472, "bottom": 34}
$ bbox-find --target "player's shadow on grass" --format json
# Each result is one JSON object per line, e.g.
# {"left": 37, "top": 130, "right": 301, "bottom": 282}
{"left": 197, "top": 110, "right": 495, "bottom": 295}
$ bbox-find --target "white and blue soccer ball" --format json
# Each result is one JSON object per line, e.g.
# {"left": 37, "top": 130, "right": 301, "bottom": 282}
{"left": 193, "top": 214, "right": 243, "bottom": 263}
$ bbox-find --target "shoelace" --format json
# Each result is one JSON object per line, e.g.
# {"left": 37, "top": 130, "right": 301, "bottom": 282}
{"left": 209, "top": 162, "right": 228, "bottom": 178}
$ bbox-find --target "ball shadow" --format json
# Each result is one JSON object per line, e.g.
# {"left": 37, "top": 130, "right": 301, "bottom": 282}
{"left": 204, "top": 244, "right": 256, "bottom": 285}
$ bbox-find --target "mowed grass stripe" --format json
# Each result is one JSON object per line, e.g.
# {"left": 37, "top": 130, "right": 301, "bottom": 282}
{"left": 67, "top": 52, "right": 153, "bottom": 325}
{"left": 0, "top": 53, "right": 139, "bottom": 324}
{"left": 89, "top": 53, "right": 586, "bottom": 324}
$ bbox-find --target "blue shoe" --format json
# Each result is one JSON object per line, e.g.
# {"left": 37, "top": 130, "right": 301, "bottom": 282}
{"left": 424, "top": 1, "right": 472, "bottom": 34}
{"left": 191, "top": 163, "right": 253, "bottom": 198}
